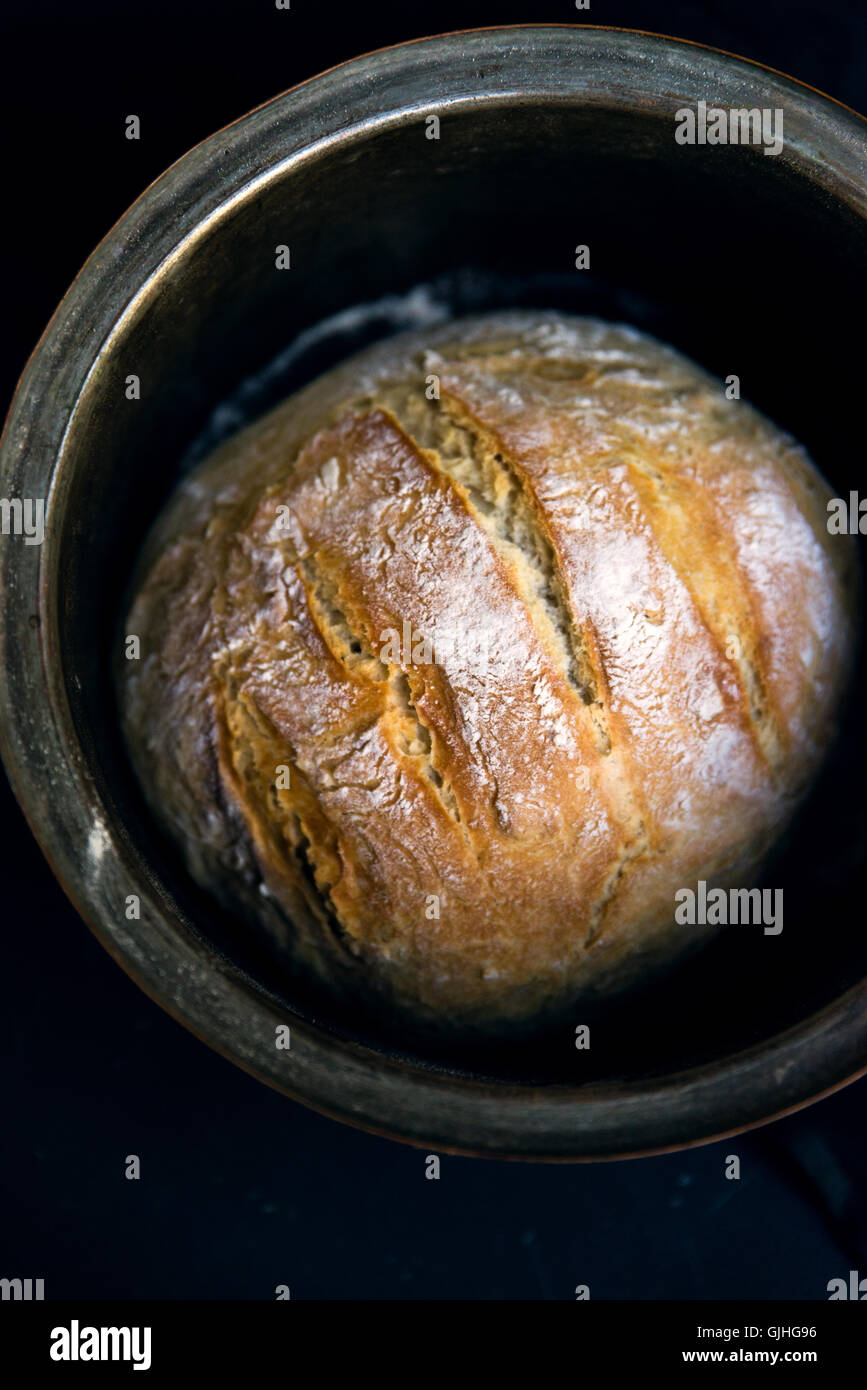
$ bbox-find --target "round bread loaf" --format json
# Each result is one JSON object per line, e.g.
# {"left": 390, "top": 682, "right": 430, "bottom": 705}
{"left": 119, "top": 311, "right": 855, "bottom": 1031}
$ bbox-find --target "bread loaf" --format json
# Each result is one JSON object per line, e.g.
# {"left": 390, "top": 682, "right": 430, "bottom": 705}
{"left": 119, "top": 311, "right": 855, "bottom": 1030}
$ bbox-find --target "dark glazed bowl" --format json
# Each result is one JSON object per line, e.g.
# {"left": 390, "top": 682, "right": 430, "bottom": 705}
{"left": 1, "top": 26, "right": 866, "bottom": 1159}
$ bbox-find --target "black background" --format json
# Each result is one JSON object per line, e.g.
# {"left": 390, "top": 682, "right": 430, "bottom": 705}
{"left": 2, "top": 0, "right": 866, "bottom": 1300}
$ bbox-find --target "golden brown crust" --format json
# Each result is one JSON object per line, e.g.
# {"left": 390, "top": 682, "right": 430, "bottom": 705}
{"left": 119, "top": 311, "right": 856, "bottom": 1028}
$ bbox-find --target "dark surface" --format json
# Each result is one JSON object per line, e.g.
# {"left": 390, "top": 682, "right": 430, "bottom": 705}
{"left": 1, "top": 0, "right": 866, "bottom": 1298}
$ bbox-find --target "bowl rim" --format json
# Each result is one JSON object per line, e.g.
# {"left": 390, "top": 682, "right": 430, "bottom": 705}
{"left": 2, "top": 23, "right": 866, "bottom": 1160}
